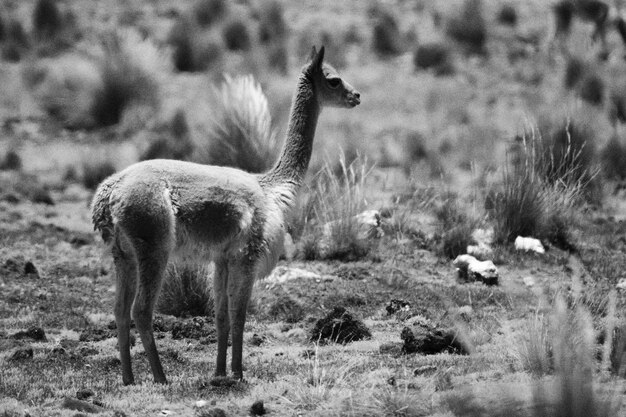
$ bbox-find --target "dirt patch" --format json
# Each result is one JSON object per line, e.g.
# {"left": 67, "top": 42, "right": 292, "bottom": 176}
{"left": 171, "top": 317, "right": 216, "bottom": 343}
{"left": 310, "top": 306, "right": 372, "bottom": 344}
{"left": 11, "top": 326, "right": 47, "bottom": 341}
{"left": 401, "top": 317, "right": 469, "bottom": 355}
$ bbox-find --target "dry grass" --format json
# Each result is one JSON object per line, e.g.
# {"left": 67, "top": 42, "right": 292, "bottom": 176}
{"left": 195, "top": 74, "right": 279, "bottom": 172}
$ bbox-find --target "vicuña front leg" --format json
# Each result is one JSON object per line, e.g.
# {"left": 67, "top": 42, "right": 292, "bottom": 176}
{"left": 213, "top": 260, "right": 230, "bottom": 377}
{"left": 133, "top": 242, "right": 170, "bottom": 384}
{"left": 227, "top": 261, "right": 255, "bottom": 379}
{"left": 112, "top": 237, "right": 138, "bottom": 386}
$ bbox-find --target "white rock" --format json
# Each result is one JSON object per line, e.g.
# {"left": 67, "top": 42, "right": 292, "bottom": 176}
{"left": 468, "top": 260, "right": 498, "bottom": 279}
{"left": 265, "top": 266, "right": 321, "bottom": 284}
{"left": 523, "top": 276, "right": 536, "bottom": 287}
{"left": 515, "top": 236, "right": 545, "bottom": 254}
{"left": 616, "top": 278, "right": 626, "bottom": 290}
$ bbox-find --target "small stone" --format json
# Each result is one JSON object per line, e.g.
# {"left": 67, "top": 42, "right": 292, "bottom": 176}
{"left": 23, "top": 261, "right": 39, "bottom": 277}
{"left": 250, "top": 333, "right": 265, "bottom": 346}
{"left": 458, "top": 305, "right": 473, "bottom": 320}
{"left": 76, "top": 389, "right": 94, "bottom": 400}
{"left": 523, "top": 276, "right": 536, "bottom": 287}
{"left": 250, "top": 400, "right": 266, "bottom": 416}
{"left": 10, "top": 347, "right": 34, "bottom": 361}
{"left": 385, "top": 299, "right": 411, "bottom": 315}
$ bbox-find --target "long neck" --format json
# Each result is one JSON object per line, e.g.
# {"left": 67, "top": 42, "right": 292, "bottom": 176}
{"left": 264, "top": 73, "right": 320, "bottom": 186}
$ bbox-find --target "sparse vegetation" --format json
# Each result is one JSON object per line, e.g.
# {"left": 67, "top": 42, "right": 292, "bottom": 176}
{"left": 157, "top": 263, "right": 214, "bottom": 317}
{"left": 413, "top": 42, "right": 454, "bottom": 75}
{"left": 371, "top": 7, "right": 403, "bottom": 57}
{"left": 90, "top": 31, "right": 161, "bottom": 127}
{"left": 446, "top": 0, "right": 487, "bottom": 54}
{"left": 222, "top": 18, "right": 252, "bottom": 51}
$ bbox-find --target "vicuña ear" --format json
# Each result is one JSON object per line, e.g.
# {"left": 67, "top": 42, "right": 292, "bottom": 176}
{"left": 310, "top": 45, "right": 325, "bottom": 69}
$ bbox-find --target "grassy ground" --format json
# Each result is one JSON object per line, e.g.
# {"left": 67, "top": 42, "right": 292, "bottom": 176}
{"left": 2, "top": 0, "right": 626, "bottom": 415}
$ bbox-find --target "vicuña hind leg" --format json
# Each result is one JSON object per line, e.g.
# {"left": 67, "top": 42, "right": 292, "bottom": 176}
{"left": 213, "top": 259, "right": 230, "bottom": 377}
{"left": 112, "top": 234, "right": 138, "bottom": 386}
{"left": 227, "top": 261, "right": 255, "bottom": 379}
{"left": 132, "top": 241, "right": 171, "bottom": 384}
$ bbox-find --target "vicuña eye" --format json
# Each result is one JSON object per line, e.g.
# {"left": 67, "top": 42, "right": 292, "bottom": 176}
{"left": 327, "top": 78, "right": 341, "bottom": 89}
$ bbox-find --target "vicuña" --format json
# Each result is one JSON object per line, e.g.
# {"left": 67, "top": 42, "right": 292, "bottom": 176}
{"left": 91, "top": 46, "right": 360, "bottom": 384}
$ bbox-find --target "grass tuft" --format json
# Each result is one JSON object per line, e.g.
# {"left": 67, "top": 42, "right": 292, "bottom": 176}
{"left": 157, "top": 263, "right": 214, "bottom": 318}
{"left": 196, "top": 74, "right": 278, "bottom": 173}
{"left": 299, "top": 153, "right": 373, "bottom": 261}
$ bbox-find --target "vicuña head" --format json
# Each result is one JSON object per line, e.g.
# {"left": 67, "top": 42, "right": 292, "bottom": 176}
{"left": 304, "top": 46, "right": 360, "bottom": 108}
{"left": 91, "top": 45, "right": 359, "bottom": 385}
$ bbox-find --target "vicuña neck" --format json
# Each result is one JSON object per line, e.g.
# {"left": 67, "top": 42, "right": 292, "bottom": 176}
{"left": 264, "top": 73, "right": 320, "bottom": 186}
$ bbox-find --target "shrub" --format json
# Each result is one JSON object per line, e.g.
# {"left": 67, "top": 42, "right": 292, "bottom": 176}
{"left": 140, "top": 110, "right": 194, "bottom": 161}
{"left": 579, "top": 74, "right": 604, "bottom": 106}
{"left": 82, "top": 160, "right": 116, "bottom": 190}
{"left": 497, "top": 4, "right": 518, "bottom": 26}
{"left": 196, "top": 75, "right": 278, "bottom": 172}
{"left": 258, "top": 1, "right": 287, "bottom": 45}
{"left": 538, "top": 120, "right": 599, "bottom": 201}
{"left": 32, "top": 0, "right": 62, "bottom": 40}
{"left": 0, "top": 149, "right": 22, "bottom": 171}
{"left": 157, "top": 263, "right": 213, "bottom": 318}
{"left": 446, "top": 0, "right": 487, "bottom": 54}
{"left": 267, "top": 295, "right": 305, "bottom": 323}
{"left": 492, "top": 129, "right": 583, "bottom": 245}
{"left": 222, "top": 18, "right": 252, "bottom": 51}
{"left": 169, "top": 18, "right": 223, "bottom": 72}
{"left": 413, "top": 42, "right": 454, "bottom": 75}
{"left": 1, "top": 19, "right": 29, "bottom": 62}
{"left": 90, "top": 32, "right": 160, "bottom": 127}
{"left": 371, "top": 8, "right": 403, "bottom": 56}
{"left": 193, "top": 0, "right": 228, "bottom": 28}
{"left": 564, "top": 57, "right": 586, "bottom": 90}
{"left": 298, "top": 154, "right": 373, "bottom": 261}
{"left": 601, "top": 136, "right": 626, "bottom": 180}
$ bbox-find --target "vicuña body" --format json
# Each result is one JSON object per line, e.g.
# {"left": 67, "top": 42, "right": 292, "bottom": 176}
{"left": 91, "top": 46, "right": 360, "bottom": 385}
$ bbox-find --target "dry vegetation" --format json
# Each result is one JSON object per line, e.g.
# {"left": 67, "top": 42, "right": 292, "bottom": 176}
{"left": 2, "top": 0, "right": 626, "bottom": 415}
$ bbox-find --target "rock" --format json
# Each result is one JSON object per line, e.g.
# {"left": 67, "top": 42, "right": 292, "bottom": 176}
{"left": 617, "top": 278, "right": 626, "bottom": 291}
{"left": 250, "top": 333, "right": 265, "bottom": 346}
{"left": 400, "top": 321, "right": 469, "bottom": 355}
{"left": 452, "top": 255, "right": 499, "bottom": 285}
{"left": 515, "top": 236, "right": 545, "bottom": 254}
{"left": 310, "top": 306, "right": 372, "bottom": 344}
{"left": 23, "top": 261, "right": 39, "bottom": 277}
{"left": 12, "top": 326, "right": 47, "bottom": 341}
{"left": 10, "top": 347, "right": 34, "bottom": 361}
{"left": 523, "top": 276, "right": 536, "bottom": 287}
{"left": 250, "top": 400, "right": 266, "bottom": 416}
{"left": 61, "top": 397, "right": 104, "bottom": 414}
{"left": 385, "top": 299, "right": 411, "bottom": 315}
{"left": 76, "top": 389, "right": 95, "bottom": 400}
{"left": 265, "top": 266, "right": 321, "bottom": 284}
{"left": 467, "top": 228, "right": 494, "bottom": 258}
